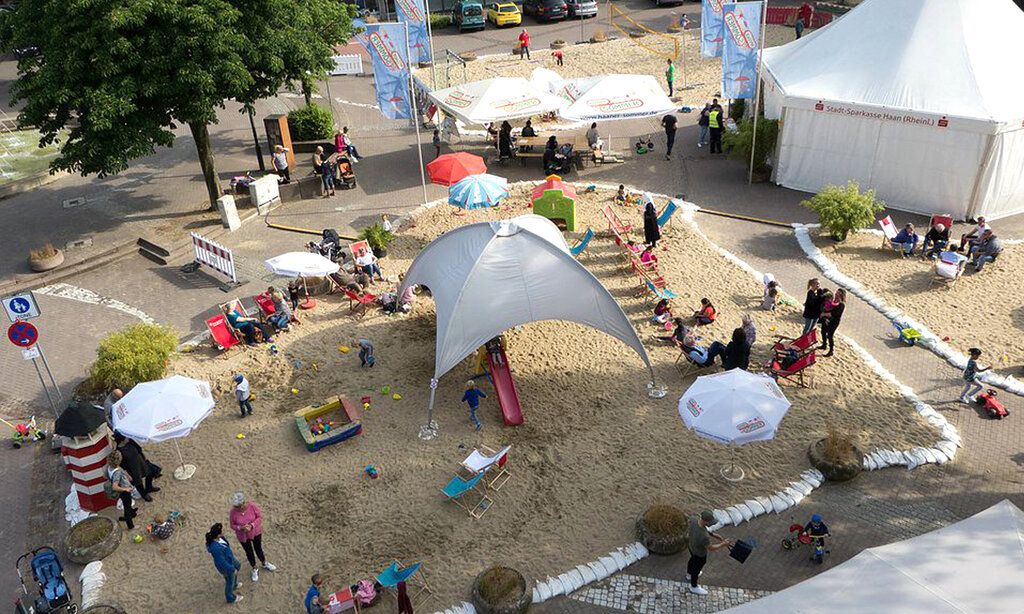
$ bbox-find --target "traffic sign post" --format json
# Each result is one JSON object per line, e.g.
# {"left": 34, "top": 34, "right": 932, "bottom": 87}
{"left": 6, "top": 320, "right": 61, "bottom": 418}
{"left": 2, "top": 292, "right": 41, "bottom": 322}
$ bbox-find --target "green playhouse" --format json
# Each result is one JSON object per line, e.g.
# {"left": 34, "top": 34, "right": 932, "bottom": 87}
{"left": 531, "top": 175, "right": 577, "bottom": 231}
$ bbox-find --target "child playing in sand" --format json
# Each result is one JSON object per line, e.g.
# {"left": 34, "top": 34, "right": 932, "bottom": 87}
{"left": 462, "top": 380, "right": 487, "bottom": 431}
{"left": 234, "top": 374, "right": 253, "bottom": 418}
{"left": 652, "top": 299, "right": 673, "bottom": 325}
{"left": 288, "top": 279, "right": 302, "bottom": 311}
{"left": 305, "top": 573, "right": 324, "bottom": 614}
{"left": 762, "top": 283, "right": 779, "bottom": 311}
{"left": 694, "top": 298, "right": 717, "bottom": 325}
{"left": 357, "top": 339, "right": 375, "bottom": 367}
{"left": 614, "top": 185, "right": 627, "bottom": 204}
{"left": 551, "top": 48, "right": 563, "bottom": 66}
{"left": 959, "top": 347, "right": 990, "bottom": 403}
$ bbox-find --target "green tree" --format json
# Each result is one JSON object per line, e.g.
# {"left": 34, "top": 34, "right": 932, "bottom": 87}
{"left": 4, "top": 1, "right": 353, "bottom": 209}
{"left": 802, "top": 181, "right": 886, "bottom": 241}
{"left": 88, "top": 324, "right": 179, "bottom": 392}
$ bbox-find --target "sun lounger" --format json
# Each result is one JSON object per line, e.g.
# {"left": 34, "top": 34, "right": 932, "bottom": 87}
{"left": 344, "top": 289, "right": 376, "bottom": 319}
{"left": 254, "top": 293, "right": 275, "bottom": 316}
{"left": 206, "top": 314, "right": 241, "bottom": 351}
{"left": 771, "top": 328, "right": 817, "bottom": 357}
{"left": 929, "top": 213, "right": 954, "bottom": 231}
{"left": 768, "top": 351, "right": 816, "bottom": 388}
{"left": 441, "top": 472, "right": 494, "bottom": 519}
{"left": 570, "top": 227, "right": 594, "bottom": 258}
{"left": 878, "top": 215, "right": 904, "bottom": 256}
{"left": 461, "top": 445, "right": 512, "bottom": 490}
{"left": 377, "top": 560, "right": 432, "bottom": 607}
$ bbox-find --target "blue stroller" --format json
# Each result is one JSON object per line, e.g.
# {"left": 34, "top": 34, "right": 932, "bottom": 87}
{"left": 15, "top": 547, "right": 78, "bottom": 613}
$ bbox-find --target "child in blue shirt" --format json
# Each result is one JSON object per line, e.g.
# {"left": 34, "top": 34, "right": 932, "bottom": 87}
{"left": 959, "top": 347, "right": 989, "bottom": 403}
{"left": 461, "top": 380, "right": 487, "bottom": 431}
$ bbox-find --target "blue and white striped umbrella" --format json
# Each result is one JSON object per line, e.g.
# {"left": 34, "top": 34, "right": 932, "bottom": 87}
{"left": 448, "top": 173, "right": 509, "bottom": 210}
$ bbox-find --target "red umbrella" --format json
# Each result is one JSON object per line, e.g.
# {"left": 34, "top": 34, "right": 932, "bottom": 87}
{"left": 426, "top": 152, "right": 487, "bottom": 186}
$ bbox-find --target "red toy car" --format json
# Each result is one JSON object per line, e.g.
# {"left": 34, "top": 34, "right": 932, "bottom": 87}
{"left": 976, "top": 389, "right": 1009, "bottom": 419}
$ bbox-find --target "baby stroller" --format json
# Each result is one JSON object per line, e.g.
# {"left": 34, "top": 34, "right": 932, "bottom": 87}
{"left": 15, "top": 547, "right": 78, "bottom": 613}
{"left": 544, "top": 143, "right": 575, "bottom": 175}
{"left": 308, "top": 229, "right": 349, "bottom": 264}
{"left": 335, "top": 156, "right": 356, "bottom": 190}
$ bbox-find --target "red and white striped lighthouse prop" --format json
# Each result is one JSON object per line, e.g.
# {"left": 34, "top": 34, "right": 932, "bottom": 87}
{"left": 61, "top": 425, "right": 114, "bottom": 512}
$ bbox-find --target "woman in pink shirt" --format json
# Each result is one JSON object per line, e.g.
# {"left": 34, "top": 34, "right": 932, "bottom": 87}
{"left": 334, "top": 130, "right": 346, "bottom": 156}
{"left": 228, "top": 492, "right": 277, "bottom": 582}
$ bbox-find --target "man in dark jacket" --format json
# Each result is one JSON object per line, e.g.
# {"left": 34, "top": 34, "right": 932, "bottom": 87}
{"left": 113, "top": 432, "right": 160, "bottom": 501}
{"left": 919, "top": 223, "right": 950, "bottom": 260}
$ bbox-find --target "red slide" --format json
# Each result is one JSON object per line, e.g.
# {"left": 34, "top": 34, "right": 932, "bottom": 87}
{"left": 486, "top": 349, "right": 523, "bottom": 426}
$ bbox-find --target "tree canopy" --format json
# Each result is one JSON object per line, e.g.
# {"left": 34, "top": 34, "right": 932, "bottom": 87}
{"left": 3, "top": 0, "right": 354, "bottom": 206}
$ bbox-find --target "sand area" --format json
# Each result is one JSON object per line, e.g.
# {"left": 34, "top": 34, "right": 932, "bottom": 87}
{"left": 96, "top": 185, "right": 935, "bottom": 612}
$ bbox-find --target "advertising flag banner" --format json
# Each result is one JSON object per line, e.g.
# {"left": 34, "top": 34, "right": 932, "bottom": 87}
{"left": 395, "top": 0, "right": 432, "bottom": 64}
{"left": 355, "top": 21, "right": 412, "bottom": 119}
{"left": 701, "top": 0, "right": 726, "bottom": 57}
{"left": 721, "top": 2, "right": 762, "bottom": 99}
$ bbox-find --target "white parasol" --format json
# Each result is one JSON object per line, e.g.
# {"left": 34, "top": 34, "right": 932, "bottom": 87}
{"left": 678, "top": 369, "right": 791, "bottom": 480}
{"left": 265, "top": 252, "right": 340, "bottom": 309}
{"left": 111, "top": 375, "right": 215, "bottom": 480}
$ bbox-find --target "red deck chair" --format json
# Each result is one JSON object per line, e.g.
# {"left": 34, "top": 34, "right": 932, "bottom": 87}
{"left": 254, "top": 293, "right": 275, "bottom": 316}
{"left": 206, "top": 314, "right": 241, "bottom": 351}
{"left": 344, "top": 289, "right": 377, "bottom": 319}
{"left": 772, "top": 328, "right": 818, "bottom": 357}
{"left": 929, "top": 213, "right": 954, "bottom": 230}
{"left": 602, "top": 204, "right": 632, "bottom": 235}
{"left": 768, "top": 351, "right": 816, "bottom": 388}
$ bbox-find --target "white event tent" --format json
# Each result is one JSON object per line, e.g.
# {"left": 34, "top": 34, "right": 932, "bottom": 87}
{"left": 398, "top": 215, "right": 652, "bottom": 408}
{"left": 427, "top": 77, "right": 565, "bottom": 125}
{"left": 762, "top": 0, "right": 1024, "bottom": 221}
{"left": 722, "top": 499, "right": 1024, "bottom": 613}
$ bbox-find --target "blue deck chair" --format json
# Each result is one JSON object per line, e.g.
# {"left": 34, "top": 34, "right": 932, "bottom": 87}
{"left": 657, "top": 200, "right": 680, "bottom": 229}
{"left": 645, "top": 278, "right": 677, "bottom": 301}
{"left": 441, "top": 472, "right": 493, "bottom": 518}
{"left": 570, "top": 227, "right": 595, "bottom": 257}
{"left": 377, "top": 560, "right": 432, "bottom": 606}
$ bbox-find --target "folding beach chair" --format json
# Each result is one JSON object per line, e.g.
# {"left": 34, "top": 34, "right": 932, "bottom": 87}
{"left": 877, "top": 215, "right": 904, "bottom": 255}
{"left": 771, "top": 328, "right": 818, "bottom": 357}
{"left": 349, "top": 240, "right": 371, "bottom": 260}
{"left": 206, "top": 315, "right": 240, "bottom": 351}
{"left": 929, "top": 213, "right": 954, "bottom": 231}
{"left": 254, "top": 293, "right": 275, "bottom": 317}
{"left": 768, "top": 351, "right": 816, "bottom": 388}
{"left": 570, "top": 227, "right": 595, "bottom": 258}
{"left": 344, "top": 289, "right": 377, "bottom": 319}
{"left": 441, "top": 472, "right": 494, "bottom": 519}
{"left": 461, "top": 445, "right": 512, "bottom": 490}
{"left": 676, "top": 348, "right": 713, "bottom": 379}
{"left": 657, "top": 200, "right": 680, "bottom": 229}
{"left": 376, "top": 561, "right": 432, "bottom": 608}
{"left": 602, "top": 204, "right": 633, "bottom": 235}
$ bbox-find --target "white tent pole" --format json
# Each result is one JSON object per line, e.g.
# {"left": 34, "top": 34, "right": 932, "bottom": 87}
{"left": 748, "top": 0, "right": 769, "bottom": 185}
{"left": 406, "top": 21, "right": 430, "bottom": 205}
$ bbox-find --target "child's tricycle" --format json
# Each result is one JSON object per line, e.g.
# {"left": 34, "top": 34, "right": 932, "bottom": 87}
{"left": 781, "top": 522, "right": 830, "bottom": 564}
{"left": 2, "top": 416, "right": 47, "bottom": 449}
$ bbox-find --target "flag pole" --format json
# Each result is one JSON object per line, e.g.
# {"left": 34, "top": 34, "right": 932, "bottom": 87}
{"left": 748, "top": 0, "right": 769, "bottom": 184}
{"left": 424, "top": 3, "right": 438, "bottom": 88}
{"left": 405, "top": 21, "right": 430, "bottom": 205}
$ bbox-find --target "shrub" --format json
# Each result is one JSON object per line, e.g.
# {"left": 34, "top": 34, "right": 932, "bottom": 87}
{"left": 642, "top": 504, "right": 686, "bottom": 535}
{"left": 429, "top": 13, "right": 451, "bottom": 28}
{"left": 590, "top": 30, "right": 607, "bottom": 43}
{"left": 287, "top": 104, "right": 334, "bottom": 142}
{"left": 88, "top": 324, "right": 178, "bottom": 392}
{"left": 359, "top": 222, "right": 395, "bottom": 252}
{"left": 722, "top": 116, "right": 778, "bottom": 175}
{"left": 822, "top": 423, "right": 857, "bottom": 463}
{"left": 29, "top": 243, "right": 59, "bottom": 259}
{"left": 729, "top": 98, "right": 746, "bottom": 122}
{"left": 802, "top": 180, "right": 885, "bottom": 241}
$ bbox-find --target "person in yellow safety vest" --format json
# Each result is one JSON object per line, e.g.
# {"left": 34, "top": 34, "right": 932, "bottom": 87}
{"left": 708, "top": 98, "right": 724, "bottom": 155}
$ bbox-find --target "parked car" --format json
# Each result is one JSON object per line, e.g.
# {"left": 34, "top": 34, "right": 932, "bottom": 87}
{"left": 566, "top": 0, "right": 598, "bottom": 18}
{"left": 487, "top": 2, "right": 522, "bottom": 27}
{"left": 523, "top": 0, "right": 567, "bottom": 22}
{"left": 652, "top": 0, "right": 688, "bottom": 6}
{"left": 453, "top": 1, "right": 486, "bottom": 32}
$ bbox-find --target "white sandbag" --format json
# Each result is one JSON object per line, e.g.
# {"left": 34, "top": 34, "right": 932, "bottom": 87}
{"left": 634, "top": 542, "right": 650, "bottom": 558}
{"left": 745, "top": 499, "right": 766, "bottom": 516}
{"left": 784, "top": 487, "right": 805, "bottom": 505}
{"left": 756, "top": 495, "right": 774, "bottom": 514}
{"left": 869, "top": 451, "right": 886, "bottom": 468}
{"left": 790, "top": 481, "right": 813, "bottom": 496}
{"left": 610, "top": 550, "right": 628, "bottom": 569}
{"left": 726, "top": 506, "right": 744, "bottom": 526}
{"left": 800, "top": 471, "right": 822, "bottom": 488}
{"left": 577, "top": 564, "right": 597, "bottom": 584}
{"left": 713, "top": 509, "right": 731, "bottom": 526}
{"left": 776, "top": 490, "right": 795, "bottom": 506}
{"left": 560, "top": 571, "right": 581, "bottom": 592}
{"left": 863, "top": 454, "right": 876, "bottom": 470}
{"left": 588, "top": 561, "right": 609, "bottom": 581}
{"left": 929, "top": 447, "right": 950, "bottom": 464}
{"left": 537, "top": 580, "right": 552, "bottom": 601}
{"left": 461, "top": 601, "right": 477, "bottom": 614}
{"left": 567, "top": 568, "right": 586, "bottom": 590}
{"left": 599, "top": 556, "right": 619, "bottom": 576}
{"left": 735, "top": 502, "right": 754, "bottom": 521}
{"left": 921, "top": 448, "right": 939, "bottom": 465}
{"left": 935, "top": 440, "right": 957, "bottom": 457}
{"left": 546, "top": 576, "right": 566, "bottom": 597}
{"left": 532, "top": 587, "right": 543, "bottom": 604}
{"left": 770, "top": 494, "right": 789, "bottom": 512}
{"left": 902, "top": 450, "right": 919, "bottom": 470}
{"left": 807, "top": 468, "right": 824, "bottom": 482}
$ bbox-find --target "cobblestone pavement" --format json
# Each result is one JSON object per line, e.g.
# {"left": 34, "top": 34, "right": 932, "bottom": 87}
{"left": 571, "top": 575, "right": 773, "bottom": 613}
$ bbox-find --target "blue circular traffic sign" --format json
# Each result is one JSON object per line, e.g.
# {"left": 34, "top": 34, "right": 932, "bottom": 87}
{"left": 9, "top": 297, "right": 31, "bottom": 315}
{"left": 8, "top": 321, "right": 38, "bottom": 348}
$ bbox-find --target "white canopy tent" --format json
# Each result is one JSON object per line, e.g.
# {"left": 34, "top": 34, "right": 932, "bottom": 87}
{"left": 553, "top": 74, "right": 677, "bottom": 122}
{"left": 762, "top": 0, "right": 1024, "bottom": 221}
{"left": 427, "top": 77, "right": 565, "bottom": 126}
{"left": 723, "top": 499, "right": 1024, "bottom": 613}
{"left": 398, "top": 215, "right": 653, "bottom": 430}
